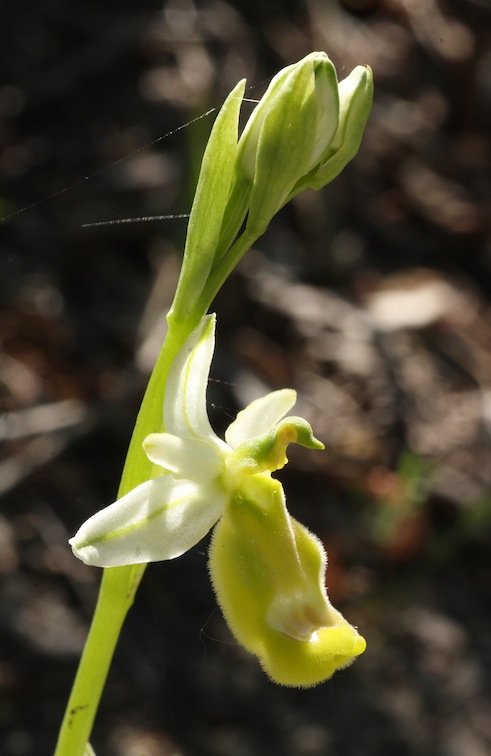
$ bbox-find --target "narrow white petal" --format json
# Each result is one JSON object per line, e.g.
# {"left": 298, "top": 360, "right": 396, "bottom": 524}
{"left": 164, "top": 314, "right": 218, "bottom": 440}
{"left": 144, "top": 432, "right": 225, "bottom": 482}
{"left": 225, "top": 388, "right": 297, "bottom": 449}
{"left": 69, "top": 476, "right": 226, "bottom": 567}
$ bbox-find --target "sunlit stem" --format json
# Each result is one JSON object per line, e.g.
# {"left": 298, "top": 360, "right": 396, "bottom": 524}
{"left": 196, "top": 229, "right": 258, "bottom": 315}
{"left": 53, "top": 317, "right": 198, "bottom": 756}
{"left": 53, "top": 566, "right": 143, "bottom": 756}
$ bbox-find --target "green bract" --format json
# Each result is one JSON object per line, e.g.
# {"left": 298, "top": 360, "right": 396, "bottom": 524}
{"left": 70, "top": 316, "right": 365, "bottom": 686}
{"left": 167, "top": 80, "right": 245, "bottom": 326}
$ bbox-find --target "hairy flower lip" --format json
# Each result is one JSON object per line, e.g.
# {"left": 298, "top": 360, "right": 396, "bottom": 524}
{"left": 267, "top": 594, "right": 333, "bottom": 642}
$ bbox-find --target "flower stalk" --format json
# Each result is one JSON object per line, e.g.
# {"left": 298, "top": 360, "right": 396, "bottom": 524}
{"left": 55, "top": 52, "right": 373, "bottom": 756}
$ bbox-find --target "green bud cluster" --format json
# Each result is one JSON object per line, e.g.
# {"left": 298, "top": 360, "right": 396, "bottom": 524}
{"left": 237, "top": 52, "right": 373, "bottom": 236}
{"left": 168, "top": 52, "right": 373, "bottom": 328}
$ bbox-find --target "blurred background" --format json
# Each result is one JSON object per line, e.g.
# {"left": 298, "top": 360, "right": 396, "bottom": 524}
{"left": 1, "top": 0, "right": 491, "bottom": 754}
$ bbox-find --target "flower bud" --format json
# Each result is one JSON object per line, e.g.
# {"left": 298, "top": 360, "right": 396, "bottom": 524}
{"left": 235, "top": 53, "right": 373, "bottom": 239}
{"left": 306, "top": 64, "right": 373, "bottom": 192}
{"left": 238, "top": 52, "right": 340, "bottom": 237}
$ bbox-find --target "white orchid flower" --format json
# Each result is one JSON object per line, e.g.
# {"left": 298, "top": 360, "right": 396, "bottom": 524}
{"left": 70, "top": 315, "right": 365, "bottom": 686}
{"left": 70, "top": 314, "right": 321, "bottom": 568}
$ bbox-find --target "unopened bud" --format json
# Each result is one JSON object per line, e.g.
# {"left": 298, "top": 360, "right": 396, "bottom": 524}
{"left": 238, "top": 52, "right": 340, "bottom": 236}
{"left": 236, "top": 54, "right": 373, "bottom": 238}
{"left": 307, "top": 64, "right": 373, "bottom": 191}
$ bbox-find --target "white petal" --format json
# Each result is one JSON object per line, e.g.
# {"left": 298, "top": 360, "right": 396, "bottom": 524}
{"left": 225, "top": 388, "right": 297, "bottom": 449}
{"left": 144, "top": 432, "right": 225, "bottom": 482}
{"left": 164, "top": 314, "right": 218, "bottom": 440}
{"left": 69, "top": 476, "right": 226, "bottom": 567}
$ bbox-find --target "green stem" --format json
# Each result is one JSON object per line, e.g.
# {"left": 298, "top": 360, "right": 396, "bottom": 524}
{"left": 54, "top": 565, "right": 144, "bottom": 756}
{"left": 54, "top": 317, "right": 198, "bottom": 756}
{"left": 54, "top": 232, "right": 256, "bottom": 756}
{"left": 196, "top": 229, "right": 258, "bottom": 315}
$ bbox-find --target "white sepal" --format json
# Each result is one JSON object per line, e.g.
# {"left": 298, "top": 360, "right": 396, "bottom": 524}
{"left": 69, "top": 475, "right": 226, "bottom": 567}
{"left": 164, "top": 314, "right": 218, "bottom": 441}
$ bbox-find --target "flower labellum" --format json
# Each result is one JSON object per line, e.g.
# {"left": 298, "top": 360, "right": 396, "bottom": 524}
{"left": 210, "top": 474, "right": 366, "bottom": 687}
{"left": 70, "top": 315, "right": 366, "bottom": 686}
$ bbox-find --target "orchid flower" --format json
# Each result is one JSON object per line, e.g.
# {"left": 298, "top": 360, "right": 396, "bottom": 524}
{"left": 70, "top": 315, "right": 365, "bottom": 687}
